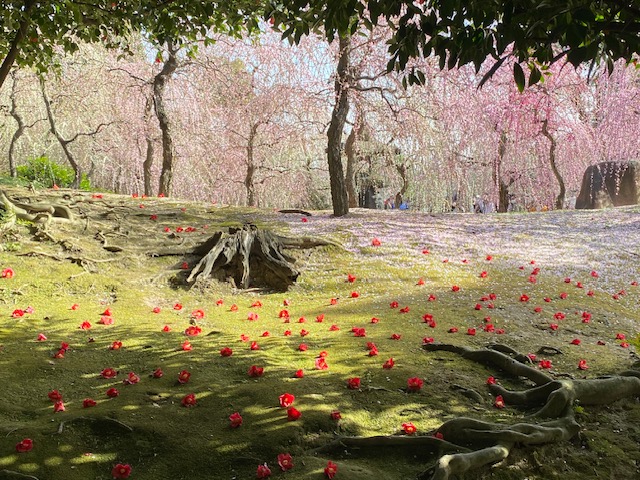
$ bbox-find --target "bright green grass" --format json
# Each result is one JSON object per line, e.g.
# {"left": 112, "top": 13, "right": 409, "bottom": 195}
{"left": 0, "top": 189, "right": 638, "bottom": 480}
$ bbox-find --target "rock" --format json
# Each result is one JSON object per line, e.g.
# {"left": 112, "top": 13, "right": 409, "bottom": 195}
{"left": 575, "top": 161, "right": 640, "bottom": 209}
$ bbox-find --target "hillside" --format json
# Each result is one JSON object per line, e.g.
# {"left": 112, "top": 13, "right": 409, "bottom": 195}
{"left": 0, "top": 186, "right": 638, "bottom": 480}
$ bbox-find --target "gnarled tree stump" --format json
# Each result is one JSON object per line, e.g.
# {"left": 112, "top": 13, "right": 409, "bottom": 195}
{"left": 185, "top": 224, "right": 303, "bottom": 291}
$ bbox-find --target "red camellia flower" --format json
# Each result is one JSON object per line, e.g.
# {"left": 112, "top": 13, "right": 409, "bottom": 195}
{"left": 347, "top": 274, "right": 357, "bottom": 283}
{"left": 53, "top": 348, "right": 65, "bottom": 359}
{"left": 575, "top": 282, "right": 583, "bottom": 288}
{"left": 368, "top": 345, "right": 379, "bottom": 356}
{"left": 152, "top": 368, "right": 163, "bottom": 378}
{"left": 370, "top": 317, "right": 379, "bottom": 323}
{"left": 417, "top": 278, "right": 425, "bottom": 285}
{"left": 330, "top": 410, "right": 342, "bottom": 420}
{"left": 564, "top": 277, "right": 571, "bottom": 283}
{"left": 330, "top": 298, "right": 338, "bottom": 305}
{"left": 2, "top": 267, "right": 15, "bottom": 278}
{"left": 106, "top": 387, "right": 119, "bottom": 398}
{"left": 383, "top": 358, "right": 395, "bottom": 369}
{"left": 230, "top": 304, "right": 239, "bottom": 312}
{"left": 248, "top": 365, "right": 264, "bottom": 377}
{"left": 37, "top": 333, "right": 47, "bottom": 341}
{"left": 543, "top": 297, "right": 551, "bottom": 303}
{"left": 586, "top": 290, "right": 595, "bottom": 297}
{"left": 316, "top": 314, "right": 325, "bottom": 322}
{"left": 279, "top": 393, "right": 295, "bottom": 408}
{"left": 182, "top": 341, "right": 192, "bottom": 351}
{"left": 250, "top": 341, "right": 260, "bottom": 350}
{"left": 402, "top": 422, "right": 417, "bottom": 435}
{"left": 152, "top": 307, "right": 161, "bottom": 314}
{"left": 352, "top": 327, "right": 366, "bottom": 337}
{"left": 347, "top": 377, "right": 361, "bottom": 389}
{"left": 256, "top": 463, "right": 271, "bottom": 478}
{"left": 251, "top": 300, "right": 263, "bottom": 308}
{"left": 220, "top": 347, "right": 233, "bottom": 357}
{"left": 534, "top": 306, "right": 543, "bottom": 313}
{"left": 448, "top": 327, "right": 458, "bottom": 333}
{"left": 559, "top": 292, "right": 568, "bottom": 299}
{"left": 329, "top": 324, "right": 340, "bottom": 331}
{"left": 451, "top": 285, "right": 460, "bottom": 292}
{"left": 99, "top": 315, "right": 114, "bottom": 325}
{"left": 487, "top": 376, "right": 496, "bottom": 385}
{"left": 278, "top": 309, "right": 290, "bottom": 319}
{"left": 582, "top": 311, "right": 592, "bottom": 323}
{"left": 48, "top": 389, "right": 63, "bottom": 402}
{"left": 287, "top": 407, "right": 301, "bottom": 421}
{"left": 324, "top": 460, "right": 338, "bottom": 479}
{"left": 247, "top": 312, "right": 259, "bottom": 321}
{"left": 390, "top": 301, "right": 399, "bottom": 308}
{"left": 391, "top": 333, "right": 402, "bottom": 340}
{"left": 553, "top": 312, "right": 566, "bottom": 320}
{"left": 422, "top": 313, "right": 433, "bottom": 322}
{"left": 283, "top": 330, "right": 292, "bottom": 337}
{"left": 467, "top": 328, "right": 476, "bottom": 336}
{"left": 12, "top": 309, "right": 24, "bottom": 317}
{"left": 178, "top": 370, "right": 191, "bottom": 384}
{"left": 261, "top": 331, "right": 271, "bottom": 337}
{"left": 615, "top": 333, "right": 626, "bottom": 340}
{"left": 277, "top": 453, "right": 294, "bottom": 471}
{"left": 83, "top": 398, "right": 97, "bottom": 408}
{"left": 301, "top": 217, "right": 308, "bottom": 222}
{"left": 578, "top": 359, "right": 589, "bottom": 370}
{"left": 111, "top": 463, "right": 132, "bottom": 479}
{"left": 124, "top": 372, "right": 140, "bottom": 385}
{"left": 229, "top": 412, "right": 243, "bottom": 428}
{"left": 294, "top": 369, "right": 304, "bottom": 378}
{"left": 371, "top": 238, "right": 381, "bottom": 246}
{"left": 538, "top": 359, "right": 552, "bottom": 369}
{"left": 181, "top": 393, "right": 197, "bottom": 407}
{"left": 80, "top": 321, "right": 92, "bottom": 330}
{"left": 570, "top": 338, "right": 581, "bottom": 345}
{"left": 549, "top": 323, "right": 559, "bottom": 331}
{"left": 422, "top": 337, "right": 434, "bottom": 344}
{"left": 16, "top": 438, "right": 33, "bottom": 452}
{"left": 297, "top": 316, "right": 306, "bottom": 323}
{"left": 315, "top": 357, "right": 329, "bottom": 370}
{"left": 590, "top": 270, "right": 599, "bottom": 278}
{"left": 300, "top": 329, "right": 309, "bottom": 337}
{"left": 407, "top": 377, "right": 424, "bottom": 392}
{"left": 428, "top": 294, "right": 437, "bottom": 301}
{"left": 191, "top": 309, "right": 205, "bottom": 319}
{"left": 520, "top": 294, "right": 529, "bottom": 302}
{"left": 173, "top": 303, "right": 183, "bottom": 310}
{"left": 479, "top": 271, "right": 488, "bottom": 278}
{"left": 350, "top": 291, "right": 360, "bottom": 298}
{"left": 298, "top": 343, "right": 308, "bottom": 351}
{"left": 216, "top": 299, "right": 224, "bottom": 306}
{"left": 162, "top": 325, "right": 171, "bottom": 332}
{"left": 101, "top": 368, "right": 117, "bottom": 379}
{"left": 494, "top": 395, "right": 505, "bottom": 409}
{"left": 621, "top": 342, "right": 630, "bottom": 348}
{"left": 110, "top": 341, "right": 123, "bottom": 350}
{"left": 240, "top": 334, "right": 249, "bottom": 341}
{"left": 71, "top": 303, "right": 80, "bottom": 310}
{"left": 185, "top": 325, "right": 202, "bottom": 337}
{"left": 399, "top": 306, "right": 410, "bottom": 313}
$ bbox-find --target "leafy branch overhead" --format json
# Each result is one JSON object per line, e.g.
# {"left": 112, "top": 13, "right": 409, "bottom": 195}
{"left": 268, "top": 0, "right": 640, "bottom": 87}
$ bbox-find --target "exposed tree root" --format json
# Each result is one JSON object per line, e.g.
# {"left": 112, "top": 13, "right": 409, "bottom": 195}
{"left": 0, "top": 190, "right": 74, "bottom": 227}
{"left": 311, "top": 343, "right": 640, "bottom": 480}
{"left": 56, "top": 416, "right": 133, "bottom": 434}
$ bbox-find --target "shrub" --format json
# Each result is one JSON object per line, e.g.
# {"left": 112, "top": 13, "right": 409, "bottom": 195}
{"left": 17, "top": 156, "right": 90, "bottom": 190}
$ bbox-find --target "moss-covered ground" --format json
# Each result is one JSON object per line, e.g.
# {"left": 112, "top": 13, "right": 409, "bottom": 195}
{"left": 0, "top": 186, "right": 638, "bottom": 480}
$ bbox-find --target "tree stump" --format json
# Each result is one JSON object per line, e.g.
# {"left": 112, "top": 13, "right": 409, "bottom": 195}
{"left": 186, "top": 224, "right": 300, "bottom": 291}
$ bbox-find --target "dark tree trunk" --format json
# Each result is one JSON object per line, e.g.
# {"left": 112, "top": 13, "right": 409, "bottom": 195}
{"left": 245, "top": 123, "right": 259, "bottom": 207}
{"left": 344, "top": 112, "right": 359, "bottom": 208}
{"left": 154, "top": 41, "right": 179, "bottom": 197}
{"left": 395, "top": 162, "right": 409, "bottom": 207}
{"left": 327, "top": 35, "right": 351, "bottom": 217}
{"left": 8, "top": 71, "right": 25, "bottom": 178}
{"left": 0, "top": 1, "right": 35, "bottom": 90}
{"left": 40, "top": 77, "right": 82, "bottom": 188}
{"left": 142, "top": 95, "right": 155, "bottom": 197}
{"left": 495, "top": 130, "right": 509, "bottom": 213}
{"left": 542, "top": 119, "right": 565, "bottom": 210}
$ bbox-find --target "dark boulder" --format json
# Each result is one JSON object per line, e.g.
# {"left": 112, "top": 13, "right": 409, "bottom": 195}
{"left": 575, "top": 161, "right": 640, "bottom": 209}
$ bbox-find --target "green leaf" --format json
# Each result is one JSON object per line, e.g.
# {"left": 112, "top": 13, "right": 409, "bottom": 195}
{"left": 528, "top": 65, "right": 541, "bottom": 86}
{"left": 513, "top": 62, "right": 525, "bottom": 92}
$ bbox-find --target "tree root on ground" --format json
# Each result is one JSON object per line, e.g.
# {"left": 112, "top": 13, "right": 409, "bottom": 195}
{"left": 310, "top": 343, "right": 640, "bottom": 480}
{"left": 0, "top": 470, "right": 41, "bottom": 479}
{"left": 0, "top": 190, "right": 74, "bottom": 228}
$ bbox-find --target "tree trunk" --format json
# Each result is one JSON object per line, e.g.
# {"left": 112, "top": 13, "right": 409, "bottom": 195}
{"left": 0, "top": 1, "right": 36, "bottom": 90}
{"left": 395, "top": 162, "right": 409, "bottom": 208}
{"left": 39, "top": 76, "right": 82, "bottom": 188}
{"left": 541, "top": 119, "right": 565, "bottom": 210}
{"left": 326, "top": 35, "right": 352, "bottom": 217}
{"left": 495, "top": 130, "right": 509, "bottom": 213}
{"left": 154, "top": 42, "right": 179, "bottom": 197}
{"left": 344, "top": 120, "right": 358, "bottom": 208}
{"left": 8, "top": 71, "right": 25, "bottom": 178}
{"left": 245, "top": 123, "right": 259, "bottom": 207}
{"left": 142, "top": 95, "right": 155, "bottom": 196}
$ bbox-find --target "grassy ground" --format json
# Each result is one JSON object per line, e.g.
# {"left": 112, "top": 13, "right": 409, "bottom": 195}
{"left": 0, "top": 186, "right": 638, "bottom": 480}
